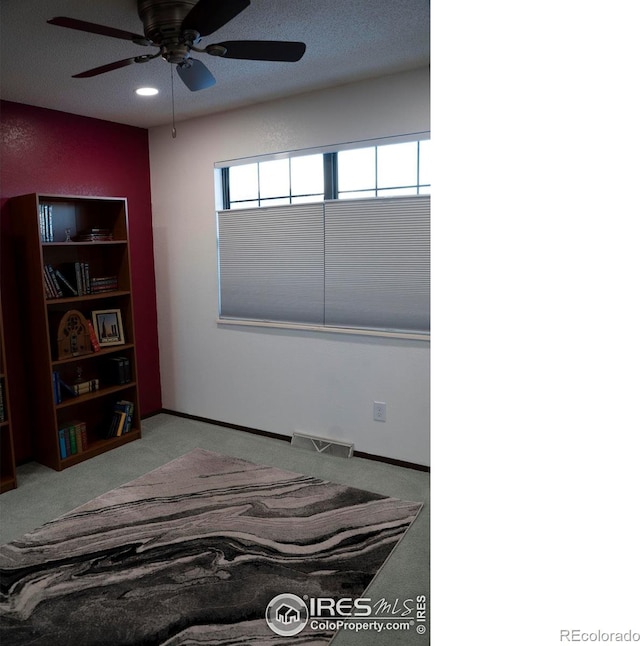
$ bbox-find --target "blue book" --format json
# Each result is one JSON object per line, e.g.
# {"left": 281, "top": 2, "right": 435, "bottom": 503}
{"left": 114, "top": 400, "right": 134, "bottom": 434}
{"left": 58, "top": 428, "right": 67, "bottom": 459}
{"left": 52, "top": 371, "right": 62, "bottom": 404}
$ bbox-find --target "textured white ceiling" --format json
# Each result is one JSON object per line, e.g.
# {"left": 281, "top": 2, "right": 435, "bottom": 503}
{"left": 0, "top": 0, "right": 429, "bottom": 129}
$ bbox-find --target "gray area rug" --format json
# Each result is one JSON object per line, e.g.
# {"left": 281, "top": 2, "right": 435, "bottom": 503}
{"left": 0, "top": 448, "right": 422, "bottom": 645}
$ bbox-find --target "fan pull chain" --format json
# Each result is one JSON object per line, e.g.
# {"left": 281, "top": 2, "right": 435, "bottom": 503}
{"left": 170, "top": 64, "right": 177, "bottom": 138}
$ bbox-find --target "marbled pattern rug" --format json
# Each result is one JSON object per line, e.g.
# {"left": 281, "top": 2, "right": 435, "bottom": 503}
{"left": 0, "top": 448, "right": 422, "bottom": 645}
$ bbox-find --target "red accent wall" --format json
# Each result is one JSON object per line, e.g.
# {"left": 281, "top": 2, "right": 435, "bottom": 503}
{"left": 1, "top": 100, "right": 162, "bottom": 462}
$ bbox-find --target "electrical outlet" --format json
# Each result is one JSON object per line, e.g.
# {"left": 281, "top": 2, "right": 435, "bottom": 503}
{"left": 373, "top": 401, "right": 387, "bottom": 422}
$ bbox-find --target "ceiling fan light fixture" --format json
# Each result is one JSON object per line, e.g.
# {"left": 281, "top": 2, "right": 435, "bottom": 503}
{"left": 205, "top": 44, "right": 228, "bottom": 57}
{"left": 136, "top": 86, "right": 159, "bottom": 96}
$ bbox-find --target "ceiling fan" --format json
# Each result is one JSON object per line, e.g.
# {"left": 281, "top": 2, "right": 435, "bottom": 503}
{"left": 47, "top": 0, "right": 307, "bottom": 92}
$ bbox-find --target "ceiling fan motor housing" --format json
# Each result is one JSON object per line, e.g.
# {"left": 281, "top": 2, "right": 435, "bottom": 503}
{"left": 137, "top": 0, "right": 199, "bottom": 43}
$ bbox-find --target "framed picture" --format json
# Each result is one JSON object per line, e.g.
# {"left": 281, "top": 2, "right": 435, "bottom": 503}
{"left": 92, "top": 309, "right": 125, "bottom": 347}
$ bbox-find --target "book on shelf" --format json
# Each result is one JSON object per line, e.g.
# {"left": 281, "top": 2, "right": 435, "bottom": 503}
{"left": 43, "top": 266, "right": 56, "bottom": 299}
{"left": 43, "top": 264, "right": 63, "bottom": 298}
{"left": 106, "top": 400, "right": 134, "bottom": 438}
{"left": 52, "top": 371, "right": 62, "bottom": 404}
{"left": 70, "top": 379, "right": 100, "bottom": 396}
{"left": 58, "top": 421, "right": 88, "bottom": 460}
{"left": 39, "top": 204, "right": 54, "bottom": 242}
{"left": 83, "top": 263, "right": 91, "bottom": 294}
{"left": 44, "top": 262, "right": 94, "bottom": 298}
{"left": 58, "top": 262, "right": 92, "bottom": 296}
{"left": 117, "top": 400, "right": 134, "bottom": 435}
{"left": 102, "top": 356, "right": 131, "bottom": 385}
{"left": 54, "top": 268, "right": 78, "bottom": 296}
{"left": 71, "top": 262, "right": 85, "bottom": 296}
{"left": 43, "top": 272, "right": 53, "bottom": 299}
{"left": 90, "top": 276, "right": 118, "bottom": 293}
{"left": 74, "top": 228, "right": 113, "bottom": 242}
{"left": 58, "top": 428, "right": 68, "bottom": 459}
{"left": 114, "top": 410, "right": 127, "bottom": 437}
{"left": 69, "top": 425, "right": 77, "bottom": 454}
{"left": 86, "top": 320, "right": 101, "bottom": 353}
{"left": 77, "top": 421, "right": 88, "bottom": 451}
{"left": 53, "top": 372, "right": 100, "bottom": 401}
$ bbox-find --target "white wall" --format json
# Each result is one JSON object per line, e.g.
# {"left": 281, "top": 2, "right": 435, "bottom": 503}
{"left": 148, "top": 67, "right": 430, "bottom": 466}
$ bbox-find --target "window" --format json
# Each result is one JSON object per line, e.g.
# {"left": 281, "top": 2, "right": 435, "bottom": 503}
{"left": 223, "top": 136, "right": 430, "bottom": 209}
{"left": 418, "top": 140, "right": 430, "bottom": 195}
{"left": 217, "top": 203, "right": 325, "bottom": 325}
{"left": 323, "top": 196, "right": 430, "bottom": 333}
{"left": 338, "top": 140, "right": 430, "bottom": 199}
{"left": 227, "top": 153, "right": 325, "bottom": 209}
{"left": 217, "top": 136, "right": 430, "bottom": 338}
{"left": 218, "top": 195, "right": 430, "bottom": 336}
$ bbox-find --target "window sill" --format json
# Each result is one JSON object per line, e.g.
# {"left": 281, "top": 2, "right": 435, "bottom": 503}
{"left": 216, "top": 318, "right": 430, "bottom": 341}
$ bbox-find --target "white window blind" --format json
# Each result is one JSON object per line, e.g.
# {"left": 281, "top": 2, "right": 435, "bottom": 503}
{"left": 217, "top": 203, "right": 325, "bottom": 324}
{"left": 217, "top": 195, "right": 430, "bottom": 335}
{"left": 324, "top": 196, "right": 430, "bottom": 333}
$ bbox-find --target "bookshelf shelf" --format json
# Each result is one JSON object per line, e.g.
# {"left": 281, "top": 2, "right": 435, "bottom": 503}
{"left": 42, "top": 240, "right": 128, "bottom": 247}
{"left": 9, "top": 193, "right": 142, "bottom": 472}
{"left": 59, "top": 429, "right": 141, "bottom": 468}
{"left": 52, "top": 343, "right": 136, "bottom": 367}
{"left": 55, "top": 382, "right": 138, "bottom": 410}
{"left": 46, "top": 290, "right": 131, "bottom": 306}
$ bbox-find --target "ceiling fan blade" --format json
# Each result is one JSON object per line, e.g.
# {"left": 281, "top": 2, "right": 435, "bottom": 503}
{"left": 72, "top": 57, "right": 139, "bottom": 79}
{"left": 209, "top": 40, "right": 306, "bottom": 62}
{"left": 181, "top": 0, "right": 250, "bottom": 37}
{"left": 176, "top": 59, "right": 216, "bottom": 91}
{"left": 47, "top": 17, "right": 149, "bottom": 44}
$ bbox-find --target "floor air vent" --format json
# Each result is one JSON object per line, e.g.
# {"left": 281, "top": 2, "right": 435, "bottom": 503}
{"left": 291, "top": 432, "right": 354, "bottom": 458}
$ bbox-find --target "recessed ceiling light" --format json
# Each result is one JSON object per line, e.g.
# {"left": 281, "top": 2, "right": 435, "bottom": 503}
{"left": 136, "top": 87, "right": 159, "bottom": 96}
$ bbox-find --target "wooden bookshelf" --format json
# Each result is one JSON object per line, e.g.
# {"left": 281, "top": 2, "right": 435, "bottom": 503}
{"left": 0, "top": 293, "right": 17, "bottom": 492}
{"left": 9, "top": 194, "right": 141, "bottom": 471}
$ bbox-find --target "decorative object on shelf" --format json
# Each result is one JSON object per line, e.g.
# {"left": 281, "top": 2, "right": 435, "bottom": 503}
{"left": 92, "top": 309, "right": 125, "bottom": 347}
{"left": 57, "top": 310, "right": 93, "bottom": 360}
